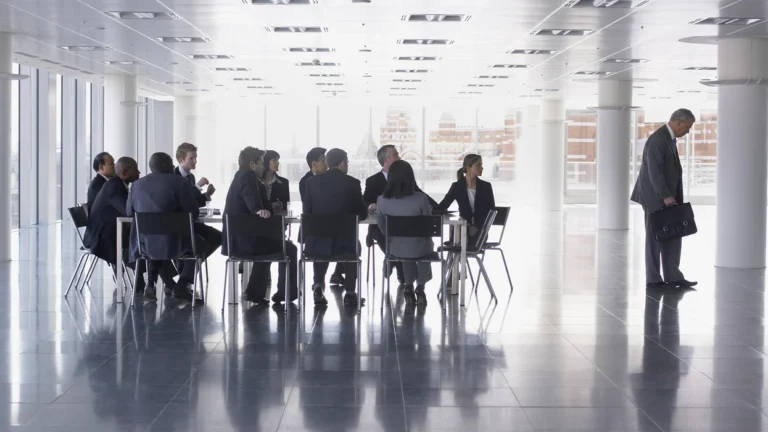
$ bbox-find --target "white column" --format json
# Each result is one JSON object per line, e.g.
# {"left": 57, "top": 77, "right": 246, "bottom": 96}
{"left": 173, "top": 95, "right": 202, "bottom": 147}
{"left": 104, "top": 74, "right": 138, "bottom": 159}
{"left": 37, "top": 70, "right": 58, "bottom": 225}
{"left": 715, "top": 38, "right": 768, "bottom": 269}
{"left": 540, "top": 99, "right": 566, "bottom": 211}
{"left": 0, "top": 33, "right": 11, "bottom": 260}
{"left": 517, "top": 104, "right": 541, "bottom": 204}
{"left": 596, "top": 80, "right": 632, "bottom": 230}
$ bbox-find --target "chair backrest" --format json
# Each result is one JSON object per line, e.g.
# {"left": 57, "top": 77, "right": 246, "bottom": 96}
{"left": 224, "top": 213, "right": 286, "bottom": 256}
{"left": 133, "top": 212, "right": 197, "bottom": 257}
{"left": 489, "top": 206, "right": 510, "bottom": 243}
{"left": 68, "top": 206, "right": 89, "bottom": 229}
{"left": 473, "top": 209, "right": 498, "bottom": 251}
{"left": 300, "top": 214, "right": 359, "bottom": 239}
{"left": 385, "top": 215, "right": 442, "bottom": 238}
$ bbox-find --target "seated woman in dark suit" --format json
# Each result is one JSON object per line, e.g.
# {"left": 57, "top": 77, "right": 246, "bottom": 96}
{"left": 261, "top": 150, "right": 290, "bottom": 213}
{"left": 437, "top": 153, "right": 496, "bottom": 240}
{"left": 376, "top": 160, "right": 435, "bottom": 305}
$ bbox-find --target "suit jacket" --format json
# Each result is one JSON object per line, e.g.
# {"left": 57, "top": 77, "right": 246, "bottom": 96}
{"left": 631, "top": 125, "right": 683, "bottom": 213}
{"left": 126, "top": 173, "right": 200, "bottom": 262}
{"left": 86, "top": 175, "right": 108, "bottom": 209}
{"left": 302, "top": 169, "right": 368, "bottom": 257}
{"left": 438, "top": 178, "right": 496, "bottom": 227}
{"left": 83, "top": 177, "right": 129, "bottom": 264}
{"left": 376, "top": 192, "right": 435, "bottom": 259}
{"left": 222, "top": 169, "right": 270, "bottom": 256}
{"left": 363, "top": 171, "right": 437, "bottom": 244}
{"left": 262, "top": 174, "right": 290, "bottom": 205}
{"left": 174, "top": 166, "right": 208, "bottom": 208}
{"left": 298, "top": 171, "right": 313, "bottom": 202}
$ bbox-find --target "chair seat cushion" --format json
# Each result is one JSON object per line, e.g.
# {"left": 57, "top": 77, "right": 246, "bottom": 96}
{"left": 229, "top": 253, "right": 287, "bottom": 262}
{"left": 483, "top": 242, "right": 501, "bottom": 248}
{"left": 438, "top": 245, "right": 480, "bottom": 254}
{"left": 385, "top": 254, "right": 442, "bottom": 263}
{"left": 302, "top": 253, "right": 360, "bottom": 263}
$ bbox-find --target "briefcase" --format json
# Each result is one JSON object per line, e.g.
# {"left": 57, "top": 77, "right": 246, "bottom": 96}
{"left": 649, "top": 202, "right": 697, "bottom": 242}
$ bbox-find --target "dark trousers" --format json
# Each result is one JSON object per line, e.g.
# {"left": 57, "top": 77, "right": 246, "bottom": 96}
{"left": 313, "top": 262, "right": 358, "bottom": 293}
{"left": 116, "top": 250, "right": 176, "bottom": 289}
{"left": 644, "top": 212, "right": 684, "bottom": 284}
{"left": 177, "top": 223, "right": 221, "bottom": 283}
{"left": 369, "top": 226, "right": 404, "bottom": 279}
{"left": 245, "top": 241, "right": 298, "bottom": 299}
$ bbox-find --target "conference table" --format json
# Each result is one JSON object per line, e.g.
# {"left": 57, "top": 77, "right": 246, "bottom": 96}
{"left": 115, "top": 214, "right": 469, "bottom": 306}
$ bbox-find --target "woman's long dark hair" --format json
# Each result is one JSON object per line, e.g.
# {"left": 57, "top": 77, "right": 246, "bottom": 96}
{"left": 382, "top": 160, "right": 416, "bottom": 199}
{"left": 457, "top": 154, "right": 482, "bottom": 182}
{"left": 262, "top": 150, "right": 280, "bottom": 180}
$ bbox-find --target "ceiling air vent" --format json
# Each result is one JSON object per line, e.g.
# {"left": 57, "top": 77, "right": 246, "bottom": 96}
{"left": 691, "top": 17, "right": 766, "bottom": 26}
{"left": 153, "top": 37, "right": 210, "bottom": 43}
{"left": 492, "top": 64, "right": 528, "bottom": 69}
{"left": 565, "top": 0, "right": 651, "bottom": 7}
{"left": 530, "top": 29, "right": 593, "bottom": 36}
{"left": 390, "top": 93, "right": 414, "bottom": 96}
{"left": 459, "top": 91, "right": 482, "bottom": 95}
{"left": 59, "top": 45, "right": 110, "bottom": 52}
{"left": 507, "top": 49, "right": 557, "bottom": 55}
{"left": 61, "top": 65, "right": 79, "bottom": 71}
{"left": 534, "top": 88, "right": 560, "bottom": 92}
{"left": 233, "top": 77, "right": 262, "bottom": 81}
{"left": 601, "top": 58, "right": 648, "bottom": 64}
{"left": 106, "top": 11, "right": 179, "bottom": 20}
{"left": 187, "top": 54, "right": 234, "bottom": 60}
{"left": 392, "top": 79, "right": 422, "bottom": 82}
{"left": 247, "top": 85, "right": 274, "bottom": 89}
{"left": 321, "top": 90, "right": 346, "bottom": 93}
{"left": 42, "top": 60, "right": 61, "bottom": 65}
{"left": 391, "top": 87, "right": 417, "bottom": 91}
{"left": 215, "top": 67, "right": 251, "bottom": 71}
{"left": 309, "top": 74, "right": 342, "bottom": 77}
{"left": 676, "top": 90, "right": 702, "bottom": 93}
{"left": 395, "top": 56, "right": 440, "bottom": 61}
{"left": 393, "top": 69, "right": 431, "bottom": 73}
{"left": 164, "top": 81, "right": 192, "bottom": 85}
{"left": 296, "top": 62, "right": 339, "bottom": 66}
{"left": 574, "top": 71, "right": 612, "bottom": 76}
{"left": 476, "top": 75, "right": 509, "bottom": 79}
{"left": 401, "top": 14, "right": 471, "bottom": 22}
{"left": 316, "top": 82, "right": 345, "bottom": 86}
{"left": 104, "top": 60, "right": 142, "bottom": 65}
{"left": 80, "top": 71, "right": 94, "bottom": 75}
{"left": 467, "top": 84, "right": 494, "bottom": 87}
{"left": 285, "top": 47, "right": 334, "bottom": 53}
{"left": 398, "top": 39, "right": 454, "bottom": 45}
{"left": 266, "top": 26, "right": 328, "bottom": 33}
{"left": 243, "top": 0, "right": 318, "bottom": 4}
{"left": 683, "top": 66, "right": 716, "bottom": 71}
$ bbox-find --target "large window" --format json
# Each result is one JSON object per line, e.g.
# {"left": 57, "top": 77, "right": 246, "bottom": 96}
{"left": 84, "top": 82, "right": 92, "bottom": 196}
{"left": 689, "top": 110, "right": 717, "bottom": 196}
{"left": 266, "top": 105, "right": 316, "bottom": 199}
{"left": 11, "top": 63, "right": 19, "bottom": 228}
{"left": 566, "top": 110, "right": 597, "bottom": 193}
{"left": 55, "top": 75, "right": 62, "bottom": 219}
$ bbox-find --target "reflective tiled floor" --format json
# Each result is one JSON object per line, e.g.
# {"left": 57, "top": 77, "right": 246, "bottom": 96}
{"left": 2, "top": 205, "right": 768, "bottom": 431}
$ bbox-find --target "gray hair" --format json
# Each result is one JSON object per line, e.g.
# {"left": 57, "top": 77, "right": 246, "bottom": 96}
{"left": 376, "top": 145, "right": 395, "bottom": 167}
{"left": 669, "top": 109, "right": 696, "bottom": 124}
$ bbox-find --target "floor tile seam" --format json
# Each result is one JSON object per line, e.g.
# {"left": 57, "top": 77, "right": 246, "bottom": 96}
{"left": 477, "top": 317, "right": 524, "bottom": 409}
{"left": 142, "top": 374, "right": 196, "bottom": 432}
{"left": 385, "top": 292, "right": 409, "bottom": 431}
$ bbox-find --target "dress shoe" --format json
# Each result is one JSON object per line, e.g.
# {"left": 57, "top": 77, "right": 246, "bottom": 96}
{"left": 173, "top": 285, "right": 194, "bottom": 301}
{"left": 271, "top": 292, "right": 298, "bottom": 303}
{"left": 143, "top": 285, "right": 157, "bottom": 302}
{"left": 403, "top": 283, "right": 416, "bottom": 304}
{"left": 669, "top": 279, "right": 698, "bottom": 288}
{"left": 330, "top": 273, "right": 345, "bottom": 286}
{"left": 415, "top": 285, "right": 427, "bottom": 305}
{"left": 343, "top": 293, "right": 365, "bottom": 308}
{"left": 395, "top": 268, "right": 406, "bottom": 285}
{"left": 646, "top": 281, "right": 668, "bottom": 289}
{"left": 313, "top": 284, "right": 328, "bottom": 306}
{"left": 243, "top": 292, "right": 269, "bottom": 305}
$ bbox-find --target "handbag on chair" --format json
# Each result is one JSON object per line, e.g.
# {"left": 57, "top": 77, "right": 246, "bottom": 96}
{"left": 649, "top": 202, "right": 697, "bottom": 242}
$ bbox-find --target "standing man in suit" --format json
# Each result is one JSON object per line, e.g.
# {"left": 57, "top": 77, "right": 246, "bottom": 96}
{"left": 174, "top": 142, "right": 223, "bottom": 263}
{"left": 303, "top": 149, "right": 368, "bottom": 307}
{"left": 84, "top": 157, "right": 177, "bottom": 295}
{"left": 631, "top": 109, "right": 698, "bottom": 289}
{"left": 223, "top": 147, "right": 299, "bottom": 304}
{"left": 86, "top": 152, "right": 115, "bottom": 209}
{"left": 364, "top": 145, "right": 437, "bottom": 284}
{"left": 127, "top": 152, "right": 202, "bottom": 302}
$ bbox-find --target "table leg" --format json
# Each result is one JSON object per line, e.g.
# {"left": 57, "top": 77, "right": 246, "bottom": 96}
{"left": 116, "top": 219, "right": 123, "bottom": 303}
{"left": 460, "top": 223, "right": 467, "bottom": 307}
{"left": 451, "top": 225, "right": 459, "bottom": 295}
{"left": 238, "top": 262, "right": 251, "bottom": 304}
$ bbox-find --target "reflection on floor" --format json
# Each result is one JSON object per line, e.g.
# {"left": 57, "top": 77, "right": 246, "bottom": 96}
{"left": 0, "top": 205, "right": 767, "bottom": 431}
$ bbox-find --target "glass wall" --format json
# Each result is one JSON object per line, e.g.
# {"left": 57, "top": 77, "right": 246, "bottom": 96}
{"left": 55, "top": 74, "right": 62, "bottom": 219}
{"left": 11, "top": 63, "right": 19, "bottom": 228}
{"left": 689, "top": 110, "right": 717, "bottom": 196}
{"left": 565, "top": 110, "right": 597, "bottom": 193}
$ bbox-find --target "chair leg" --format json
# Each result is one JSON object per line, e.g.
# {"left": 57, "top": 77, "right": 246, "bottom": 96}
{"left": 196, "top": 260, "right": 205, "bottom": 308}
{"left": 467, "top": 264, "right": 475, "bottom": 289}
{"left": 191, "top": 260, "right": 199, "bottom": 309}
{"left": 80, "top": 256, "right": 98, "bottom": 292}
{"left": 222, "top": 260, "right": 230, "bottom": 312}
{"left": 129, "top": 259, "right": 142, "bottom": 308}
{"left": 285, "top": 259, "right": 290, "bottom": 308}
{"left": 204, "top": 258, "right": 209, "bottom": 285}
{"left": 366, "top": 247, "right": 371, "bottom": 283}
{"left": 476, "top": 256, "right": 497, "bottom": 303}
{"left": 496, "top": 249, "right": 514, "bottom": 292}
{"left": 357, "top": 262, "right": 362, "bottom": 313}
{"left": 74, "top": 255, "right": 93, "bottom": 293}
{"left": 65, "top": 254, "right": 88, "bottom": 298}
{"left": 300, "top": 261, "right": 305, "bottom": 311}
{"left": 372, "top": 247, "right": 376, "bottom": 288}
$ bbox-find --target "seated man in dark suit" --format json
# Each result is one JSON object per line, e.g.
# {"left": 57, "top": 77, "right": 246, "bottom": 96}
{"left": 127, "top": 152, "right": 203, "bottom": 302}
{"left": 83, "top": 157, "right": 177, "bottom": 295}
{"left": 364, "top": 145, "right": 437, "bottom": 283}
{"left": 174, "top": 142, "right": 223, "bottom": 262}
{"left": 223, "top": 147, "right": 299, "bottom": 304}
{"left": 303, "top": 149, "right": 368, "bottom": 308}
{"left": 86, "top": 152, "right": 115, "bottom": 209}
{"left": 299, "top": 147, "right": 344, "bottom": 285}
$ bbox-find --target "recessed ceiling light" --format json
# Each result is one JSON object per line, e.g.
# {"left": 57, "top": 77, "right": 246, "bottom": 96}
{"left": 398, "top": 39, "right": 455, "bottom": 45}
{"left": 80, "top": 71, "right": 94, "bottom": 75}
{"left": 491, "top": 64, "right": 529, "bottom": 68}
{"left": 243, "top": 0, "right": 319, "bottom": 4}
{"left": 467, "top": 84, "right": 494, "bottom": 87}
{"left": 285, "top": 47, "right": 334, "bottom": 53}
{"left": 266, "top": 26, "right": 328, "bottom": 33}
{"left": 393, "top": 69, "right": 431, "bottom": 73}
{"left": 683, "top": 66, "right": 717, "bottom": 71}
{"left": 573, "top": 71, "right": 612, "bottom": 75}
{"left": 185, "top": 89, "right": 210, "bottom": 92}
{"left": 565, "top": 0, "right": 651, "bottom": 8}
{"left": 392, "top": 79, "right": 422, "bottom": 82}
{"left": 459, "top": 91, "right": 482, "bottom": 95}
{"left": 676, "top": 90, "right": 702, "bottom": 93}
{"left": 233, "top": 77, "right": 262, "bottom": 81}
{"left": 390, "top": 93, "right": 414, "bottom": 96}
{"left": 105, "top": 11, "right": 179, "bottom": 20}
{"left": 530, "top": 29, "right": 593, "bottom": 36}
{"left": 41, "top": 59, "right": 61, "bottom": 65}
{"left": 215, "top": 67, "right": 251, "bottom": 72}
{"left": 321, "top": 90, "right": 346, "bottom": 93}
{"left": 476, "top": 75, "right": 509, "bottom": 79}
{"left": 401, "top": 14, "right": 471, "bottom": 22}
{"left": 61, "top": 65, "right": 79, "bottom": 71}
{"left": 352, "top": 0, "right": 372, "bottom": 3}
{"left": 601, "top": 58, "right": 649, "bottom": 64}
{"left": 519, "top": 94, "right": 543, "bottom": 98}
{"left": 187, "top": 54, "right": 235, "bottom": 60}
{"left": 104, "top": 60, "right": 142, "bottom": 65}
{"left": 309, "top": 74, "right": 342, "bottom": 77}
{"left": 316, "top": 82, "right": 345, "bottom": 86}
{"left": 153, "top": 37, "right": 211, "bottom": 43}
{"left": 164, "top": 81, "right": 192, "bottom": 85}
{"left": 533, "top": 88, "right": 560, "bottom": 92}
{"left": 59, "top": 45, "right": 110, "bottom": 52}
{"left": 391, "top": 87, "right": 417, "bottom": 91}
{"left": 296, "top": 62, "right": 339, "bottom": 66}
{"left": 247, "top": 85, "right": 274, "bottom": 89}
{"left": 690, "top": 17, "right": 766, "bottom": 26}
{"left": 395, "top": 56, "right": 440, "bottom": 61}
{"left": 507, "top": 49, "right": 557, "bottom": 55}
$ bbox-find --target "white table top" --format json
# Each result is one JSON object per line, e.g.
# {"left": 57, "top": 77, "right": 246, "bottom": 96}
{"left": 117, "top": 213, "right": 467, "bottom": 226}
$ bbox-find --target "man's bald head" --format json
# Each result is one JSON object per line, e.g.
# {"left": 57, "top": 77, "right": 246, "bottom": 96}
{"left": 149, "top": 152, "right": 174, "bottom": 174}
{"left": 115, "top": 157, "right": 140, "bottom": 183}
